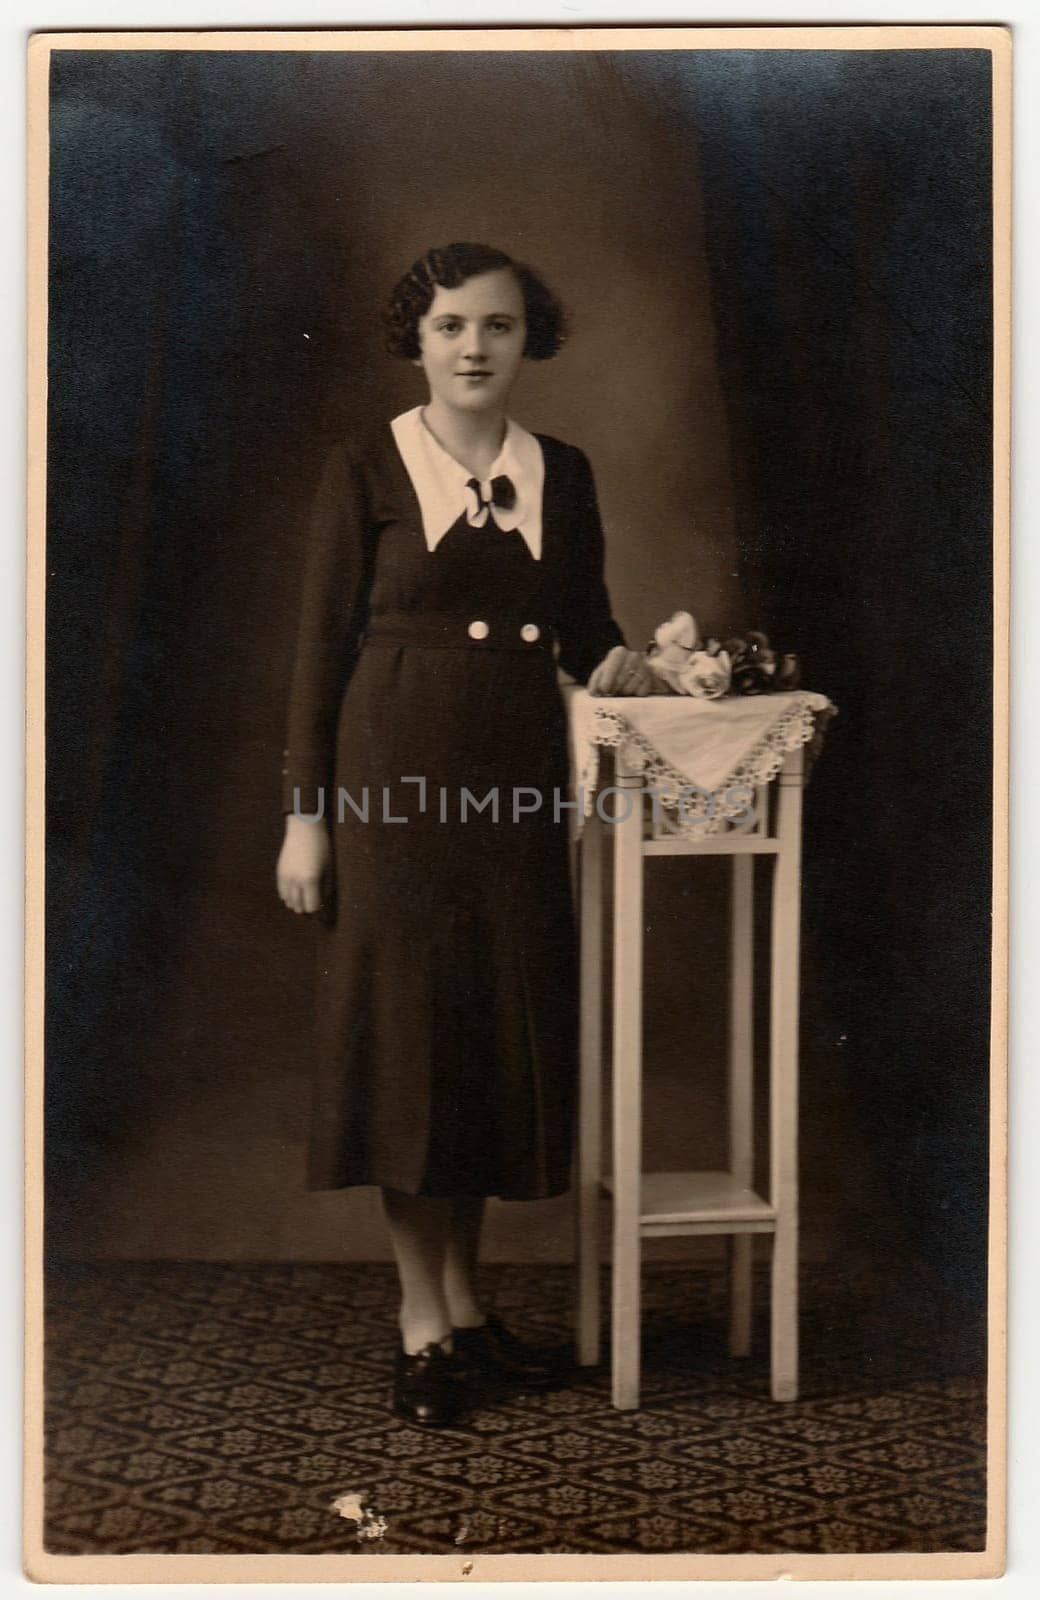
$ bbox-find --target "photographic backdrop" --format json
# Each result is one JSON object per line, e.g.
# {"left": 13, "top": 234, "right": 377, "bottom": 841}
{"left": 45, "top": 45, "right": 991, "bottom": 1301}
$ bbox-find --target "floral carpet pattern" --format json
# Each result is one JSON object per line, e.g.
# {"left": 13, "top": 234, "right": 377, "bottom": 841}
{"left": 44, "top": 1260, "right": 987, "bottom": 1556}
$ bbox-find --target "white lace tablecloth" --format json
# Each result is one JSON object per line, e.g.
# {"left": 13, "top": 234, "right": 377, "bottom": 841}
{"left": 569, "top": 687, "right": 836, "bottom": 834}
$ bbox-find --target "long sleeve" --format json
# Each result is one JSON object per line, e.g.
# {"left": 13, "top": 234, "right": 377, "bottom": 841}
{"left": 281, "top": 444, "right": 373, "bottom": 815}
{"left": 555, "top": 445, "right": 626, "bottom": 686}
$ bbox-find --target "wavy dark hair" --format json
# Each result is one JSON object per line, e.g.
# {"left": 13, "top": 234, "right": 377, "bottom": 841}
{"left": 382, "top": 242, "right": 569, "bottom": 362}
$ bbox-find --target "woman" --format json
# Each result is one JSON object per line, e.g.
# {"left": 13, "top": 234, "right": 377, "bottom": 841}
{"left": 277, "top": 242, "right": 656, "bottom": 1427}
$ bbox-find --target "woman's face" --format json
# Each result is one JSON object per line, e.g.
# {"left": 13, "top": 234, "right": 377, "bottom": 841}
{"left": 414, "top": 268, "right": 527, "bottom": 417}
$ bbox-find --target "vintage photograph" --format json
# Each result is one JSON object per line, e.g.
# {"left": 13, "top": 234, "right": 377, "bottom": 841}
{"left": 27, "top": 24, "right": 1007, "bottom": 1582}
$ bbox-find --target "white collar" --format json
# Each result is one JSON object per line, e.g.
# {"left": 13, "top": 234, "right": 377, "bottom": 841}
{"left": 390, "top": 405, "right": 544, "bottom": 560}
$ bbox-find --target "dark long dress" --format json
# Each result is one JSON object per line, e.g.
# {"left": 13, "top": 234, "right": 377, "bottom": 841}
{"left": 282, "top": 421, "right": 625, "bottom": 1199}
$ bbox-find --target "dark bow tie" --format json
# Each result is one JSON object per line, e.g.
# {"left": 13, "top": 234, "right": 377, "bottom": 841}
{"left": 465, "top": 474, "right": 517, "bottom": 516}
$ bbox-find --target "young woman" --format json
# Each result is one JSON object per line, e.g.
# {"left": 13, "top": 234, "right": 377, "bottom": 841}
{"left": 276, "top": 242, "right": 656, "bottom": 1427}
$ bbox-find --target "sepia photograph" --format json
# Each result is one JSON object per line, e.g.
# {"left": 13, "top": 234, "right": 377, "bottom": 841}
{"left": 25, "top": 22, "right": 1008, "bottom": 1583}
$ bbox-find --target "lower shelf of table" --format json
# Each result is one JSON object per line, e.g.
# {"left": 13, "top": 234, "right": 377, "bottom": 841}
{"left": 600, "top": 1170, "right": 777, "bottom": 1237}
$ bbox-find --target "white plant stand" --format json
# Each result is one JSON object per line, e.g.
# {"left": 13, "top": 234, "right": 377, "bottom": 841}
{"left": 574, "top": 726, "right": 807, "bottom": 1410}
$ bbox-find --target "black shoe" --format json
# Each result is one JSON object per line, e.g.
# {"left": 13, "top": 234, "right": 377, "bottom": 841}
{"left": 392, "top": 1341, "right": 466, "bottom": 1428}
{"left": 452, "top": 1313, "right": 572, "bottom": 1393}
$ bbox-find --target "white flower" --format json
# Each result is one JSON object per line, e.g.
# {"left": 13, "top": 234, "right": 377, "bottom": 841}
{"left": 646, "top": 611, "right": 700, "bottom": 693}
{"left": 677, "top": 650, "right": 732, "bottom": 699}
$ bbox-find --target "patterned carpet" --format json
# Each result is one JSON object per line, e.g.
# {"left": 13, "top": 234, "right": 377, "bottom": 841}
{"left": 43, "top": 1259, "right": 988, "bottom": 1556}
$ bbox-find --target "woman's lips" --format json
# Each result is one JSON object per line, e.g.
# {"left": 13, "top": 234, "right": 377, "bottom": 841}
{"left": 459, "top": 372, "right": 492, "bottom": 380}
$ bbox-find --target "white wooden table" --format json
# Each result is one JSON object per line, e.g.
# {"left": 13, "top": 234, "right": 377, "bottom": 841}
{"left": 573, "top": 704, "right": 813, "bottom": 1410}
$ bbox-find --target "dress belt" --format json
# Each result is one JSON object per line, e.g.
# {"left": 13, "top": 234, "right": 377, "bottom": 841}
{"left": 361, "top": 611, "right": 555, "bottom": 653}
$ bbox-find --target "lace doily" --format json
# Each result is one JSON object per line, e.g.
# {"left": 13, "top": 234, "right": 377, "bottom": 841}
{"left": 574, "top": 691, "right": 835, "bottom": 837}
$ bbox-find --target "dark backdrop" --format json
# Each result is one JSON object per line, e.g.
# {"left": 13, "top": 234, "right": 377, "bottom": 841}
{"left": 660, "top": 49, "right": 994, "bottom": 1298}
{"left": 45, "top": 47, "right": 992, "bottom": 1296}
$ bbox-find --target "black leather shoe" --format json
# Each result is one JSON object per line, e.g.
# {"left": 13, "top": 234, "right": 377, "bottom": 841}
{"left": 392, "top": 1341, "right": 465, "bottom": 1428}
{"left": 452, "top": 1313, "right": 572, "bottom": 1393}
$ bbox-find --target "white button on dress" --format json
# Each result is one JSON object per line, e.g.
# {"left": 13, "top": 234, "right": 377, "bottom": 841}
{"left": 520, "top": 624, "right": 541, "bottom": 643}
{"left": 468, "top": 620, "right": 490, "bottom": 641}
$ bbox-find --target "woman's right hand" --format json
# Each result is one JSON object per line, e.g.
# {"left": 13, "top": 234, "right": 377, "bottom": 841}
{"left": 277, "top": 814, "right": 332, "bottom": 914}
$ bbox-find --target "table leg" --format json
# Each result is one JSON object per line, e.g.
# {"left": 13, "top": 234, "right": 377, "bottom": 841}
{"left": 612, "top": 767, "right": 645, "bottom": 1410}
{"left": 576, "top": 808, "right": 603, "bottom": 1367}
{"left": 728, "top": 853, "right": 754, "bottom": 1358}
{"left": 770, "top": 747, "right": 804, "bottom": 1402}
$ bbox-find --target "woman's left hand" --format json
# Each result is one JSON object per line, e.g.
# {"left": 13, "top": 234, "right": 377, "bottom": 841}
{"left": 586, "top": 645, "right": 661, "bottom": 697}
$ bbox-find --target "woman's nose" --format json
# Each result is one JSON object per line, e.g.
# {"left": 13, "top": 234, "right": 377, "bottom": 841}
{"left": 462, "top": 325, "right": 487, "bottom": 360}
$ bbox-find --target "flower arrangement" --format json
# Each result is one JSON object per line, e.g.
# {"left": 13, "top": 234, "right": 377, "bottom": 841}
{"left": 645, "top": 612, "right": 801, "bottom": 699}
